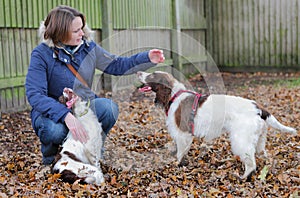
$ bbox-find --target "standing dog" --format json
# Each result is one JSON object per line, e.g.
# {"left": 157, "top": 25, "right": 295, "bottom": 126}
{"left": 137, "top": 71, "right": 297, "bottom": 179}
{"left": 52, "top": 88, "right": 104, "bottom": 185}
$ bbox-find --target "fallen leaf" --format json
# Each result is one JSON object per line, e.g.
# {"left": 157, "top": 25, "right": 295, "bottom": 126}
{"left": 258, "top": 165, "right": 269, "bottom": 181}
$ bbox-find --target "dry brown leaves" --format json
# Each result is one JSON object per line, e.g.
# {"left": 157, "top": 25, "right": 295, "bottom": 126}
{"left": 0, "top": 72, "right": 299, "bottom": 197}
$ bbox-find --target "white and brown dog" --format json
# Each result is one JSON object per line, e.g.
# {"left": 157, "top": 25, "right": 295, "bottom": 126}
{"left": 52, "top": 88, "right": 104, "bottom": 185}
{"left": 137, "top": 71, "right": 297, "bottom": 179}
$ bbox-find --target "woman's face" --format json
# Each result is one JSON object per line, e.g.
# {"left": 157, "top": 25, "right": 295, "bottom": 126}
{"left": 64, "top": 16, "right": 84, "bottom": 46}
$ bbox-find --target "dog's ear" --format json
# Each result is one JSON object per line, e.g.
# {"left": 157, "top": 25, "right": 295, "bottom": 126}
{"left": 153, "top": 83, "right": 172, "bottom": 108}
{"left": 59, "top": 95, "right": 67, "bottom": 105}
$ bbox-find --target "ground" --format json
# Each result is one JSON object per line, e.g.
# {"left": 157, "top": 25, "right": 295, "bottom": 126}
{"left": 0, "top": 72, "right": 299, "bottom": 197}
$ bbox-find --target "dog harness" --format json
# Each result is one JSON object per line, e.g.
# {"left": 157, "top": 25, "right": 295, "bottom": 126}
{"left": 167, "top": 90, "right": 203, "bottom": 135}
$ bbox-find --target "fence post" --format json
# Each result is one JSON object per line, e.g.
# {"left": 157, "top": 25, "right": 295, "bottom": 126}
{"left": 101, "top": 0, "right": 113, "bottom": 91}
{"left": 171, "top": 0, "right": 183, "bottom": 77}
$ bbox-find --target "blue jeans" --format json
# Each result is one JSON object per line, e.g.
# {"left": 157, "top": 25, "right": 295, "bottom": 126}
{"left": 33, "top": 98, "right": 119, "bottom": 165}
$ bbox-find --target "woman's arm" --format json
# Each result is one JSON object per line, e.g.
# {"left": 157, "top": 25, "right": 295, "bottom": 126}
{"left": 25, "top": 49, "right": 70, "bottom": 123}
{"left": 94, "top": 45, "right": 164, "bottom": 76}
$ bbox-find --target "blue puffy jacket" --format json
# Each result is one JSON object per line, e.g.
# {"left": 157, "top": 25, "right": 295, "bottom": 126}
{"left": 25, "top": 27, "right": 154, "bottom": 127}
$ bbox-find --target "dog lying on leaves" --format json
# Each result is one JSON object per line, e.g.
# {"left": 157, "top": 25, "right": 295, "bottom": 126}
{"left": 52, "top": 88, "right": 104, "bottom": 185}
{"left": 137, "top": 71, "right": 297, "bottom": 180}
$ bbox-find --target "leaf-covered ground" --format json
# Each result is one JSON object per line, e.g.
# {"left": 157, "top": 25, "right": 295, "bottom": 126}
{"left": 0, "top": 72, "right": 299, "bottom": 197}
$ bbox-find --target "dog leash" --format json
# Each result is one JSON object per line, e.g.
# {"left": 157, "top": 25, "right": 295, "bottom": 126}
{"left": 54, "top": 50, "right": 89, "bottom": 88}
{"left": 167, "top": 90, "right": 204, "bottom": 135}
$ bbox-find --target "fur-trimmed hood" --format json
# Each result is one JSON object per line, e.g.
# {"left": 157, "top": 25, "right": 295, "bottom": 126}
{"left": 38, "top": 21, "right": 94, "bottom": 47}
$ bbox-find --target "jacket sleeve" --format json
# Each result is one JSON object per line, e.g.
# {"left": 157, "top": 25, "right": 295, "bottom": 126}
{"left": 94, "top": 45, "right": 156, "bottom": 75}
{"left": 25, "top": 49, "right": 70, "bottom": 123}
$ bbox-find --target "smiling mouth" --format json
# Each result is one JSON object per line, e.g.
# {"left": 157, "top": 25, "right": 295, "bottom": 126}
{"left": 62, "top": 88, "right": 79, "bottom": 109}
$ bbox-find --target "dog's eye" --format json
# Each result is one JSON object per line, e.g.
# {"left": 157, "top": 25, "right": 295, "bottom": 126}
{"left": 151, "top": 83, "right": 161, "bottom": 92}
{"left": 149, "top": 74, "right": 156, "bottom": 79}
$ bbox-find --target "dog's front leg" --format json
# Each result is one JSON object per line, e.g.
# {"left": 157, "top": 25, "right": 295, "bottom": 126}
{"left": 174, "top": 133, "right": 193, "bottom": 163}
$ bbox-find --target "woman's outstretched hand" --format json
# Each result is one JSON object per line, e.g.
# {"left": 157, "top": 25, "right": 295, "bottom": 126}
{"left": 149, "top": 49, "right": 165, "bottom": 64}
{"left": 65, "top": 112, "right": 89, "bottom": 143}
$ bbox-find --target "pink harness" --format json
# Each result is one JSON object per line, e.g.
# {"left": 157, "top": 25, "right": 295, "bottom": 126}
{"left": 167, "top": 90, "right": 202, "bottom": 135}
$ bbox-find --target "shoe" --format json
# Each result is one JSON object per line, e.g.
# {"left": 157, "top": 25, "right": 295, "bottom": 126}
{"left": 42, "top": 155, "right": 55, "bottom": 165}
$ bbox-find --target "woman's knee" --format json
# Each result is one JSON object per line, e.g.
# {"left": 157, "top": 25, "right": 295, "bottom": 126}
{"left": 92, "top": 98, "right": 119, "bottom": 119}
{"left": 91, "top": 98, "right": 119, "bottom": 134}
{"left": 34, "top": 116, "right": 68, "bottom": 145}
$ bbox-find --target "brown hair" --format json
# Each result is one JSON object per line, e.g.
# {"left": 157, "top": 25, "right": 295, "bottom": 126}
{"left": 44, "top": 5, "right": 86, "bottom": 45}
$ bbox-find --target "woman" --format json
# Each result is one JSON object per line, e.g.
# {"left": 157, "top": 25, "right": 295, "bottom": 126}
{"left": 25, "top": 5, "right": 165, "bottom": 165}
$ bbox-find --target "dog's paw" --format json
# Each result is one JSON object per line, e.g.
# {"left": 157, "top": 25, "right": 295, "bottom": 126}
{"left": 289, "top": 128, "right": 297, "bottom": 135}
{"left": 84, "top": 176, "right": 96, "bottom": 184}
{"left": 178, "top": 156, "right": 189, "bottom": 167}
{"left": 170, "top": 150, "right": 177, "bottom": 157}
{"left": 165, "top": 142, "right": 176, "bottom": 153}
{"left": 240, "top": 170, "right": 255, "bottom": 182}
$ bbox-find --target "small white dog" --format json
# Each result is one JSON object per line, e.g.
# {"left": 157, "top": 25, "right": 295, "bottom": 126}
{"left": 137, "top": 71, "right": 297, "bottom": 179}
{"left": 52, "top": 88, "right": 104, "bottom": 185}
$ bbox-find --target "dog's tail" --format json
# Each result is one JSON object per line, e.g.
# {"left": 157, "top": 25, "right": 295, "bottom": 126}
{"left": 259, "top": 108, "right": 297, "bottom": 134}
{"left": 265, "top": 115, "right": 297, "bottom": 133}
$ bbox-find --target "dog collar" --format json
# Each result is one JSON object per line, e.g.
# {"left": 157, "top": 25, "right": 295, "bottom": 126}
{"left": 78, "top": 99, "right": 91, "bottom": 117}
{"left": 167, "top": 90, "right": 203, "bottom": 135}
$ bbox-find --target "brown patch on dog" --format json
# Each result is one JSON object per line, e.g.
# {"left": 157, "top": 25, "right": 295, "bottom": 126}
{"left": 60, "top": 169, "right": 84, "bottom": 184}
{"left": 52, "top": 169, "right": 88, "bottom": 184}
{"left": 175, "top": 96, "right": 194, "bottom": 132}
{"left": 63, "top": 151, "right": 82, "bottom": 163}
{"left": 150, "top": 83, "right": 172, "bottom": 109}
{"left": 175, "top": 95, "right": 208, "bottom": 132}
{"left": 61, "top": 161, "right": 69, "bottom": 166}
{"left": 52, "top": 153, "right": 62, "bottom": 170}
{"left": 59, "top": 95, "right": 67, "bottom": 104}
{"left": 253, "top": 102, "right": 271, "bottom": 120}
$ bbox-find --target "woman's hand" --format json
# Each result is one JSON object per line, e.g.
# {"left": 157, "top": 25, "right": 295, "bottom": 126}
{"left": 65, "top": 112, "right": 89, "bottom": 143}
{"left": 149, "top": 49, "right": 165, "bottom": 64}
